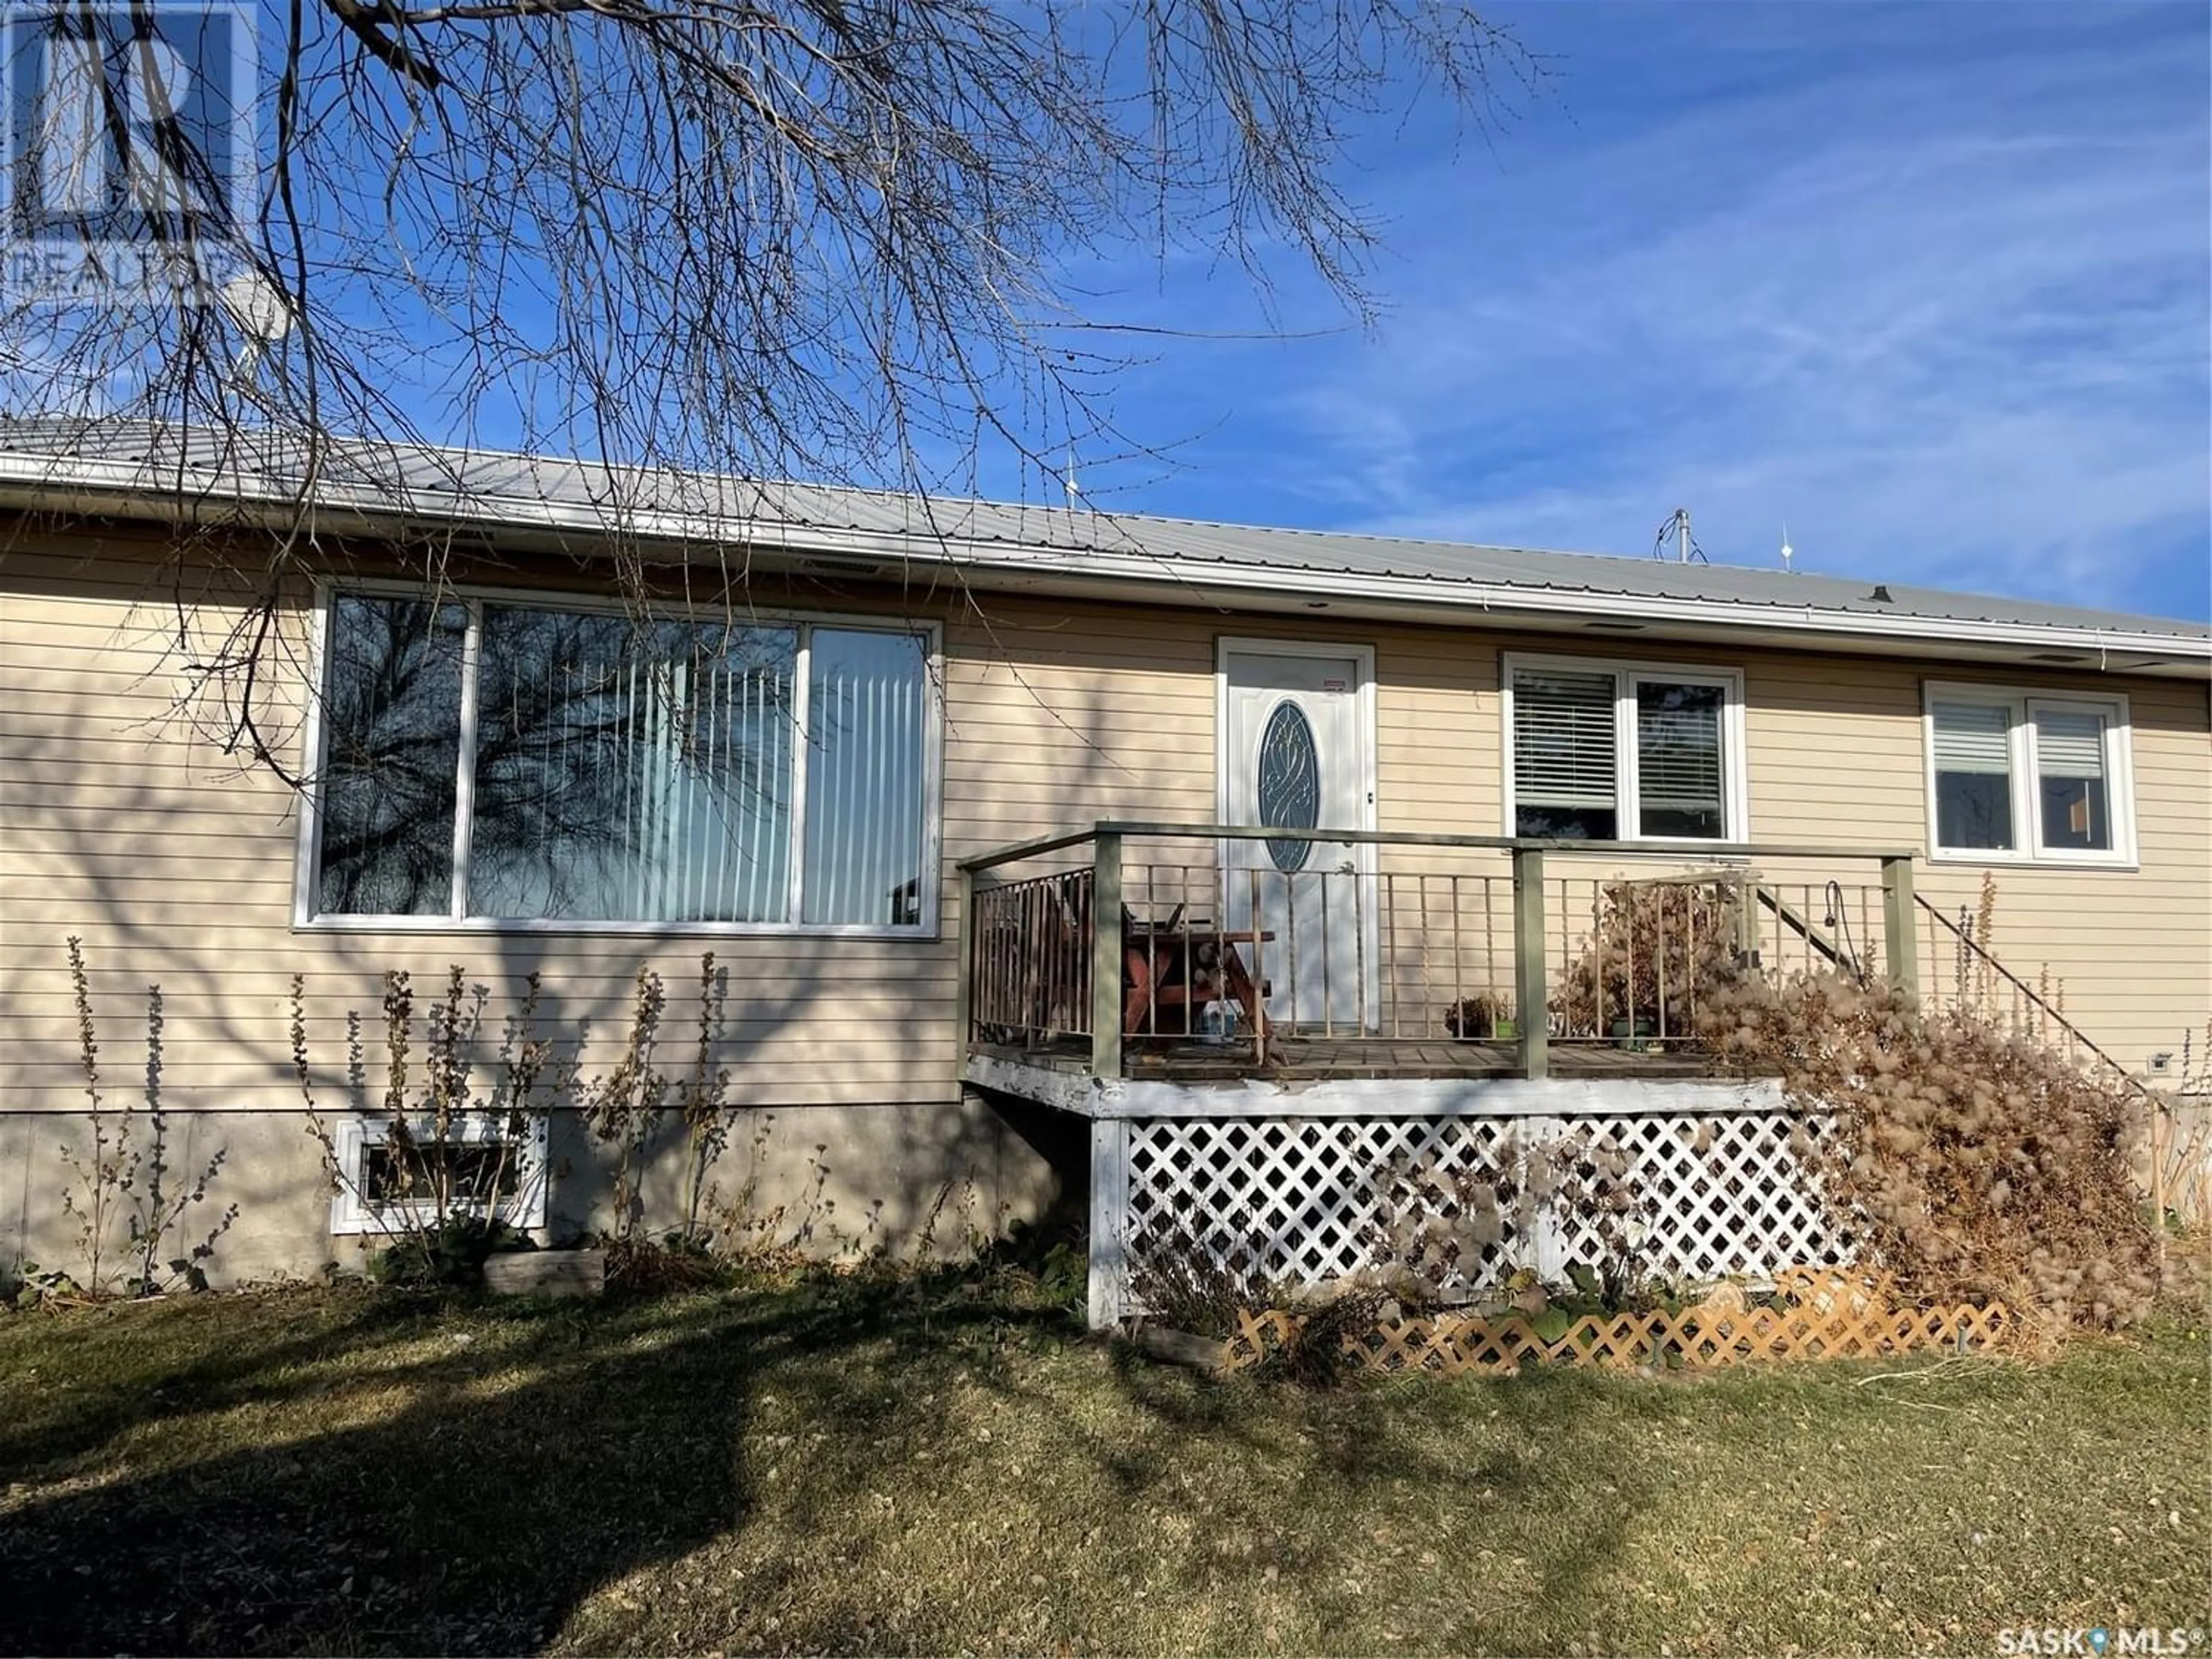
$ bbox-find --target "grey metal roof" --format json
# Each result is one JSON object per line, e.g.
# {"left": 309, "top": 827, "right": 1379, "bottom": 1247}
{"left": 1, "top": 415, "right": 2205, "bottom": 649}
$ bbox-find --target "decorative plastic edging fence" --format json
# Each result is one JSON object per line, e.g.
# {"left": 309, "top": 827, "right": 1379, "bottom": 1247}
{"left": 1218, "top": 1272, "right": 2014, "bottom": 1376}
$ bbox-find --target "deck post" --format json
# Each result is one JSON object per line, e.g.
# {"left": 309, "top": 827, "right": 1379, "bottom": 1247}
{"left": 2150, "top": 1096, "right": 2169, "bottom": 1272}
{"left": 1089, "top": 830, "right": 1125, "bottom": 1080}
{"left": 1087, "top": 1117, "right": 1131, "bottom": 1328}
{"left": 950, "top": 862, "right": 975, "bottom": 1068}
{"left": 1880, "top": 854, "right": 1919, "bottom": 998}
{"left": 1511, "top": 846, "right": 1548, "bottom": 1081}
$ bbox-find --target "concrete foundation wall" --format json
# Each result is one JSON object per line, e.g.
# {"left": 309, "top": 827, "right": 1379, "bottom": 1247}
{"left": 1, "top": 1092, "right": 1069, "bottom": 1287}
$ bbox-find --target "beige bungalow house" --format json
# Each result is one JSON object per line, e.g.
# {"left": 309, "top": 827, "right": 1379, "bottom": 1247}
{"left": 2, "top": 422, "right": 2206, "bottom": 1317}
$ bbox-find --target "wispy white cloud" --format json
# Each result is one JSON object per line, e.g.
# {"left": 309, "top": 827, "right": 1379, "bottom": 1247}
{"left": 1106, "top": 2, "right": 2211, "bottom": 619}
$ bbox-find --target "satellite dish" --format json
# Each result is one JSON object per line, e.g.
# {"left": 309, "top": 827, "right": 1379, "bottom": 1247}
{"left": 221, "top": 270, "right": 293, "bottom": 342}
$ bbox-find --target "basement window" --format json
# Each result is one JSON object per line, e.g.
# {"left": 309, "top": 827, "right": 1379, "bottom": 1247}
{"left": 327, "top": 1113, "right": 550, "bottom": 1236}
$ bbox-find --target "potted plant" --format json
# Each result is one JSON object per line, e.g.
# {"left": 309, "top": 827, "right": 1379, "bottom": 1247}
{"left": 1608, "top": 1012, "right": 1662, "bottom": 1052}
{"left": 1445, "top": 993, "right": 1516, "bottom": 1041}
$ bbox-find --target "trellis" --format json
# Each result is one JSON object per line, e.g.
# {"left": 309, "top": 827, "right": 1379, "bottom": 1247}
{"left": 1090, "top": 1094, "right": 1851, "bottom": 1325}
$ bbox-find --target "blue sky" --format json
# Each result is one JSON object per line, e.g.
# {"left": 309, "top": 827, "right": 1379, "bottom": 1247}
{"left": 1054, "top": 1, "right": 2211, "bottom": 623}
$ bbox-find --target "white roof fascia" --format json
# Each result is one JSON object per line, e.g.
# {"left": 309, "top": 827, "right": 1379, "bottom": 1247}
{"left": 2, "top": 457, "right": 2206, "bottom": 668}
{"left": 749, "top": 520, "right": 2212, "bottom": 664}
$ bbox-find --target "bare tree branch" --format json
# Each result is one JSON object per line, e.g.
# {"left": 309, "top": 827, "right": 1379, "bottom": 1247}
{"left": 0, "top": 0, "right": 1546, "bottom": 774}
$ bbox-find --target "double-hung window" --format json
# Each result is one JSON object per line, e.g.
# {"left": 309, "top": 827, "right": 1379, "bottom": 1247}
{"left": 1505, "top": 653, "right": 1745, "bottom": 842}
{"left": 1925, "top": 683, "right": 2134, "bottom": 865}
{"left": 302, "top": 589, "right": 940, "bottom": 931}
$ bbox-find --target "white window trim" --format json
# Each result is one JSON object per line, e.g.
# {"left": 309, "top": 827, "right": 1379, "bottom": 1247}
{"left": 1500, "top": 650, "right": 1750, "bottom": 844}
{"left": 293, "top": 578, "right": 946, "bottom": 938}
{"left": 1921, "top": 681, "right": 2138, "bottom": 869}
{"left": 328, "top": 1112, "right": 550, "bottom": 1236}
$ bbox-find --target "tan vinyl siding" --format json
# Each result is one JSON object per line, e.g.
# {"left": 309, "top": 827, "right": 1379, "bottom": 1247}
{"left": 1741, "top": 654, "right": 2210, "bottom": 1066}
{"left": 0, "top": 529, "right": 959, "bottom": 1120}
{"left": 3, "top": 524, "right": 2207, "bottom": 1134}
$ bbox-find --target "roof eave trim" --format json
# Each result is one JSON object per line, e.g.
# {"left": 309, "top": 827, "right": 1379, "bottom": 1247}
{"left": 3, "top": 461, "right": 2206, "bottom": 663}
{"left": 790, "top": 521, "right": 2212, "bottom": 661}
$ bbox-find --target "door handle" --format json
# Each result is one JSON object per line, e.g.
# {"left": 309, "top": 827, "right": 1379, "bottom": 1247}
{"left": 1335, "top": 858, "right": 1355, "bottom": 876}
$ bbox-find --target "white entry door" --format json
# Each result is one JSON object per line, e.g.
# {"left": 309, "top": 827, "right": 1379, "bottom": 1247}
{"left": 1219, "top": 642, "right": 1377, "bottom": 1032}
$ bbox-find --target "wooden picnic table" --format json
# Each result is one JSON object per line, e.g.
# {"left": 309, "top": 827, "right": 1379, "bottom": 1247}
{"left": 1123, "top": 921, "right": 1275, "bottom": 1060}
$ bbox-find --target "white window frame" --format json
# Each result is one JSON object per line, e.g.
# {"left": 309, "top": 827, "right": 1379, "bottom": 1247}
{"left": 293, "top": 578, "right": 945, "bottom": 937}
{"left": 1921, "top": 681, "right": 2137, "bottom": 868}
{"left": 1500, "top": 651, "right": 1750, "bottom": 844}
{"left": 328, "top": 1112, "right": 550, "bottom": 1236}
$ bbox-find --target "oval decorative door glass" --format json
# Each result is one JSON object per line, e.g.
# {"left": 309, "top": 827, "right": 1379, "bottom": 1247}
{"left": 1256, "top": 699, "right": 1321, "bottom": 872}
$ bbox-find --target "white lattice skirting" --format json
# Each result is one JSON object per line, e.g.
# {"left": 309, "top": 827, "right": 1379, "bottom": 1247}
{"left": 1088, "top": 1097, "right": 1850, "bottom": 1325}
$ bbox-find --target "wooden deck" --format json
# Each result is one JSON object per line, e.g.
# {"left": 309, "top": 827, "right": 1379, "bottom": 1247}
{"left": 973, "top": 1033, "right": 1735, "bottom": 1084}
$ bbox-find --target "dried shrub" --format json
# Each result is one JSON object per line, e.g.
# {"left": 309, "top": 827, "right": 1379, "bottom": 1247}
{"left": 295, "top": 966, "right": 560, "bottom": 1287}
{"left": 677, "top": 953, "right": 733, "bottom": 1243}
{"left": 1552, "top": 880, "right": 1744, "bottom": 1039}
{"left": 296, "top": 954, "right": 748, "bottom": 1285}
{"left": 604, "top": 1232, "right": 733, "bottom": 1296}
{"left": 586, "top": 966, "right": 671, "bottom": 1248}
{"left": 1127, "top": 1224, "right": 1277, "bottom": 1339}
{"left": 1251, "top": 1283, "right": 1389, "bottom": 1387}
{"left": 1368, "top": 1126, "right": 1661, "bottom": 1313}
{"left": 367, "top": 1217, "right": 532, "bottom": 1288}
{"left": 2154, "top": 1022, "right": 2212, "bottom": 1234}
{"left": 695, "top": 1113, "right": 812, "bottom": 1277}
{"left": 1369, "top": 1139, "right": 1530, "bottom": 1302}
{"left": 1128, "top": 1243, "right": 1407, "bottom": 1378}
{"left": 1699, "top": 970, "right": 2160, "bottom": 1333}
{"left": 50, "top": 938, "right": 237, "bottom": 1300}
{"left": 1443, "top": 991, "right": 1514, "bottom": 1040}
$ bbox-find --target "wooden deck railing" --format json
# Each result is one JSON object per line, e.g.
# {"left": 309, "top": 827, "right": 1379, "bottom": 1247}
{"left": 958, "top": 823, "right": 1921, "bottom": 1081}
{"left": 969, "top": 866, "right": 1094, "bottom": 1046}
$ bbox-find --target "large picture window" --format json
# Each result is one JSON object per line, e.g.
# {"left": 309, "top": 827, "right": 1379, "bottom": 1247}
{"left": 305, "top": 590, "right": 938, "bottom": 931}
{"left": 1505, "top": 654, "right": 1745, "bottom": 842}
{"left": 1924, "top": 684, "right": 2134, "bottom": 865}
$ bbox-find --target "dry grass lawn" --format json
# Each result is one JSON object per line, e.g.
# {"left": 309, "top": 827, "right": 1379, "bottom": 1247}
{"left": 2, "top": 1270, "right": 2206, "bottom": 1656}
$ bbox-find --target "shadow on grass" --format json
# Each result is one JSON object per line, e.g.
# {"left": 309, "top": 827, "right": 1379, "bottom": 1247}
{"left": 2, "top": 1271, "right": 1703, "bottom": 1657}
{"left": 0, "top": 1277, "right": 1075, "bottom": 1656}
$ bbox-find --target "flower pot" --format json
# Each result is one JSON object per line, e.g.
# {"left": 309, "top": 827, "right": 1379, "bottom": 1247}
{"left": 1609, "top": 1014, "right": 1660, "bottom": 1051}
{"left": 1446, "top": 1000, "right": 1515, "bottom": 1042}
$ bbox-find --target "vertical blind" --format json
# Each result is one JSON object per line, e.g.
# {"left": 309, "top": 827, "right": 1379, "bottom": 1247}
{"left": 801, "top": 628, "right": 929, "bottom": 926}
{"left": 315, "top": 597, "right": 468, "bottom": 917}
{"left": 468, "top": 612, "right": 800, "bottom": 923}
{"left": 620, "top": 641, "right": 799, "bottom": 925}
{"left": 316, "top": 595, "right": 930, "bottom": 926}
